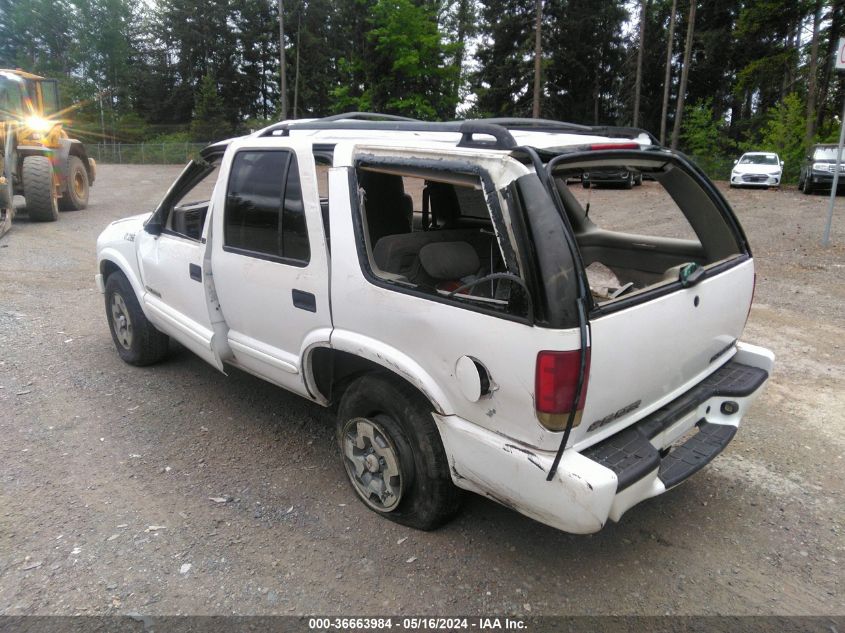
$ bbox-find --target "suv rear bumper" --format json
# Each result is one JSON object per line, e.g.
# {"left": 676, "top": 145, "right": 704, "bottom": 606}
{"left": 435, "top": 341, "right": 774, "bottom": 534}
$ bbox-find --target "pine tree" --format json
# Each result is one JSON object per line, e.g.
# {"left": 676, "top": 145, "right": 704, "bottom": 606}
{"left": 190, "top": 72, "right": 231, "bottom": 141}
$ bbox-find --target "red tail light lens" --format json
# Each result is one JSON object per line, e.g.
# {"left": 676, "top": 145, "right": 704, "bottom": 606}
{"left": 535, "top": 349, "right": 591, "bottom": 431}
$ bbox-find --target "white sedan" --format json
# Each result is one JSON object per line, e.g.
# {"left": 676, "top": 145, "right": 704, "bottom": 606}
{"left": 730, "top": 152, "right": 783, "bottom": 188}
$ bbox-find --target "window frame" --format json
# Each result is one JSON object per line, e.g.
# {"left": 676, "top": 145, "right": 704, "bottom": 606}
{"left": 349, "top": 155, "right": 535, "bottom": 325}
{"left": 222, "top": 148, "right": 311, "bottom": 268}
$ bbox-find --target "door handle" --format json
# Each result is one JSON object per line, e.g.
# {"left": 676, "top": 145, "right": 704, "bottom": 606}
{"left": 292, "top": 289, "right": 316, "bottom": 312}
{"left": 189, "top": 263, "right": 202, "bottom": 282}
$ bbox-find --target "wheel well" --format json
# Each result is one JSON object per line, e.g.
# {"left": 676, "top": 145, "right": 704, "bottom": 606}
{"left": 309, "top": 347, "right": 441, "bottom": 413}
{"left": 100, "top": 259, "right": 121, "bottom": 280}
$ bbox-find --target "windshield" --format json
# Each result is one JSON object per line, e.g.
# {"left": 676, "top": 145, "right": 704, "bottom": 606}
{"left": 0, "top": 75, "right": 25, "bottom": 119}
{"left": 813, "top": 147, "right": 845, "bottom": 161}
{"left": 739, "top": 154, "right": 778, "bottom": 165}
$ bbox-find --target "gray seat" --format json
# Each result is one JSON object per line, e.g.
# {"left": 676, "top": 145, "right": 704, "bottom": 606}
{"left": 418, "top": 241, "right": 480, "bottom": 280}
{"left": 373, "top": 229, "right": 488, "bottom": 277}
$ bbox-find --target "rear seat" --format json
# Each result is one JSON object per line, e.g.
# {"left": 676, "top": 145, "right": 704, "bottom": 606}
{"left": 373, "top": 229, "right": 489, "bottom": 277}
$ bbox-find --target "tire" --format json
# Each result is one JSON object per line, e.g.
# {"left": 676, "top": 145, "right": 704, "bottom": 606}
{"left": 104, "top": 271, "right": 169, "bottom": 366}
{"left": 582, "top": 180, "right": 590, "bottom": 189}
{"left": 802, "top": 176, "right": 814, "bottom": 195}
{"left": 336, "top": 373, "right": 462, "bottom": 530}
{"left": 22, "top": 155, "right": 58, "bottom": 221}
{"left": 634, "top": 173, "right": 643, "bottom": 186}
{"left": 624, "top": 173, "right": 634, "bottom": 189}
{"left": 59, "top": 156, "right": 89, "bottom": 211}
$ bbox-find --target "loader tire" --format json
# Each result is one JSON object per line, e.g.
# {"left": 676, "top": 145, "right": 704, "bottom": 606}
{"left": 23, "top": 156, "right": 59, "bottom": 222}
{"left": 59, "top": 156, "right": 89, "bottom": 211}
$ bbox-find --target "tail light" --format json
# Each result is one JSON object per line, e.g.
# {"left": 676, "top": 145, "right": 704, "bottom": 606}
{"left": 535, "top": 349, "right": 591, "bottom": 431}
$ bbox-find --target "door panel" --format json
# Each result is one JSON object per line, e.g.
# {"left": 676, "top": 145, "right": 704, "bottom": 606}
{"left": 138, "top": 231, "right": 222, "bottom": 368}
{"left": 210, "top": 138, "right": 331, "bottom": 395}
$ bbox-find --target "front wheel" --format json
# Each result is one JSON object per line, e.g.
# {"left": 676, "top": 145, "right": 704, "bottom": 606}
{"left": 22, "top": 155, "right": 58, "bottom": 221}
{"left": 104, "top": 271, "right": 169, "bottom": 366}
{"left": 336, "top": 373, "right": 462, "bottom": 530}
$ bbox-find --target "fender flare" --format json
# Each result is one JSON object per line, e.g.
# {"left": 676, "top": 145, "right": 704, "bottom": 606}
{"left": 324, "top": 329, "right": 456, "bottom": 415}
{"left": 98, "top": 249, "right": 146, "bottom": 307}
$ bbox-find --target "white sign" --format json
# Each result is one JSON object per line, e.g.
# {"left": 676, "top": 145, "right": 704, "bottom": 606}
{"left": 837, "top": 37, "right": 845, "bottom": 70}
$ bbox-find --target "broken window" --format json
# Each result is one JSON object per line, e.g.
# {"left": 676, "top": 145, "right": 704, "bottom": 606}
{"left": 164, "top": 160, "right": 220, "bottom": 241}
{"left": 354, "top": 164, "right": 529, "bottom": 318}
{"left": 552, "top": 157, "right": 743, "bottom": 305}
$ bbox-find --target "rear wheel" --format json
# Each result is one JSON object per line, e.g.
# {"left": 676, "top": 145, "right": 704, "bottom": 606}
{"left": 634, "top": 173, "right": 643, "bottom": 186}
{"left": 104, "top": 271, "right": 169, "bottom": 366}
{"left": 624, "top": 173, "right": 634, "bottom": 189}
{"left": 802, "top": 176, "right": 814, "bottom": 195}
{"left": 22, "top": 155, "right": 58, "bottom": 221}
{"left": 59, "top": 156, "right": 89, "bottom": 211}
{"left": 336, "top": 373, "right": 462, "bottom": 530}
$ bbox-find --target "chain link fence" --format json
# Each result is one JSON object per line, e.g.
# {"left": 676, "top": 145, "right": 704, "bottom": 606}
{"left": 91, "top": 142, "right": 209, "bottom": 165}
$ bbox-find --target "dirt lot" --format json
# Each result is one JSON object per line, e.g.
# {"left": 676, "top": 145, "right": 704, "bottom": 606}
{"left": 0, "top": 165, "right": 843, "bottom": 616}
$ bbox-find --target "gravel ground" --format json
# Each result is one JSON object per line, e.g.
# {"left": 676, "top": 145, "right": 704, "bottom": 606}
{"left": 0, "top": 165, "right": 843, "bottom": 616}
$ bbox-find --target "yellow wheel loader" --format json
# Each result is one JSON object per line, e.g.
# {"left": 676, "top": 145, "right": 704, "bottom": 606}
{"left": 0, "top": 69, "right": 96, "bottom": 237}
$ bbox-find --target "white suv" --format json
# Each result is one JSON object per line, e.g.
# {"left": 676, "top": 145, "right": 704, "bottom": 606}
{"left": 95, "top": 114, "right": 773, "bottom": 534}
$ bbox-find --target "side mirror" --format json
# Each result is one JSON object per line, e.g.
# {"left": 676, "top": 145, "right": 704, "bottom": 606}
{"left": 780, "top": 160, "right": 784, "bottom": 167}
{"left": 733, "top": 159, "right": 738, "bottom": 165}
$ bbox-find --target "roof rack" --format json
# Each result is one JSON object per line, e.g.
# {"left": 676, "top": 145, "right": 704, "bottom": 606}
{"left": 258, "top": 111, "right": 659, "bottom": 151}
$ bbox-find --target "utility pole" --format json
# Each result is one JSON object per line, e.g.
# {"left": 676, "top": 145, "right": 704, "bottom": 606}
{"left": 532, "top": 0, "right": 543, "bottom": 118}
{"left": 671, "top": 0, "right": 696, "bottom": 150}
{"left": 659, "top": 0, "right": 677, "bottom": 145}
{"left": 278, "top": 0, "right": 287, "bottom": 120}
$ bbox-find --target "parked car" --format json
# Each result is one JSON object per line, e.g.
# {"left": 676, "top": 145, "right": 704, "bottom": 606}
{"left": 582, "top": 167, "right": 642, "bottom": 188}
{"left": 799, "top": 144, "right": 845, "bottom": 194}
{"left": 95, "top": 114, "right": 773, "bottom": 535}
{"left": 729, "top": 152, "right": 783, "bottom": 188}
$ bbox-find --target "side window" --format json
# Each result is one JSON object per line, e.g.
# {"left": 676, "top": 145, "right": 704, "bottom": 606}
{"left": 224, "top": 150, "right": 310, "bottom": 264}
{"left": 354, "top": 165, "right": 529, "bottom": 318}
{"left": 165, "top": 163, "right": 219, "bottom": 240}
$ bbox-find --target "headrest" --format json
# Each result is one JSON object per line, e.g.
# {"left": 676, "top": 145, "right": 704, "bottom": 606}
{"left": 418, "top": 241, "right": 479, "bottom": 280}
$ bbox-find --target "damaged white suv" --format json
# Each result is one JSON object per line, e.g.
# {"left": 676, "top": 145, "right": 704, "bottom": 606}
{"left": 95, "top": 114, "right": 774, "bottom": 534}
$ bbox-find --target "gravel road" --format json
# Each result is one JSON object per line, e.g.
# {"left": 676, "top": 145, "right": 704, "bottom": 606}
{"left": 0, "top": 165, "right": 843, "bottom": 616}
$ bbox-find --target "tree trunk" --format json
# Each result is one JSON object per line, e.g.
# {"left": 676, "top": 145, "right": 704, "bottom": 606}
{"left": 293, "top": 11, "right": 301, "bottom": 119}
{"left": 816, "top": 0, "right": 844, "bottom": 134}
{"left": 532, "top": 0, "right": 543, "bottom": 118}
{"left": 659, "top": 0, "right": 677, "bottom": 145}
{"left": 633, "top": 0, "right": 650, "bottom": 127}
{"left": 671, "top": 0, "right": 696, "bottom": 150}
{"left": 806, "top": 0, "right": 822, "bottom": 145}
{"left": 278, "top": 0, "right": 287, "bottom": 119}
